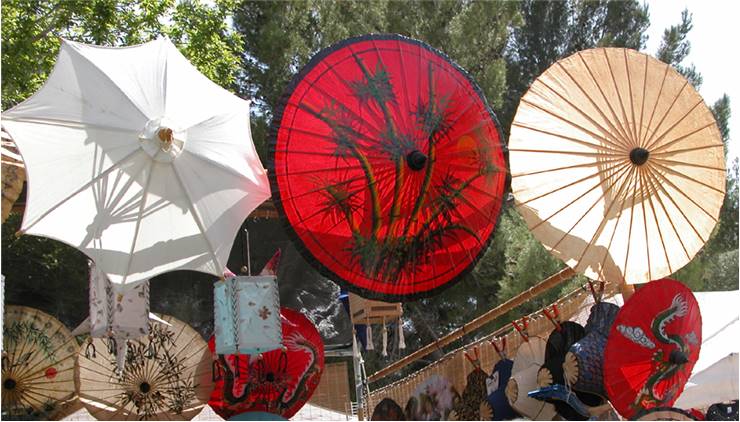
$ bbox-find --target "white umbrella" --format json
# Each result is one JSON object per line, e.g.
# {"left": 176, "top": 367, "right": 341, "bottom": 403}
{"left": 674, "top": 352, "right": 739, "bottom": 409}
{"left": 2, "top": 38, "right": 270, "bottom": 284}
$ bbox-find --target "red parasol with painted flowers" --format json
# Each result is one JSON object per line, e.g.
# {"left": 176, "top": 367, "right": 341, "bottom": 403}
{"left": 604, "top": 279, "right": 701, "bottom": 419}
{"left": 209, "top": 307, "right": 325, "bottom": 419}
{"left": 268, "top": 34, "right": 507, "bottom": 301}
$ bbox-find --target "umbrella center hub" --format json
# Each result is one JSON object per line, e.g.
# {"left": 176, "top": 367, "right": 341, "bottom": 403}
{"left": 629, "top": 147, "right": 649, "bottom": 165}
{"left": 139, "top": 118, "right": 185, "bottom": 163}
{"left": 139, "top": 382, "right": 151, "bottom": 394}
{"left": 669, "top": 349, "right": 689, "bottom": 365}
{"left": 4, "top": 378, "right": 16, "bottom": 390}
{"left": 406, "top": 150, "right": 427, "bottom": 171}
{"left": 266, "top": 372, "right": 275, "bottom": 382}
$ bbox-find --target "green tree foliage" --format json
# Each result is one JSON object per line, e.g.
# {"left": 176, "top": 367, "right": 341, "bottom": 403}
{"left": 1, "top": 0, "right": 243, "bottom": 110}
{"left": 655, "top": 9, "right": 702, "bottom": 88}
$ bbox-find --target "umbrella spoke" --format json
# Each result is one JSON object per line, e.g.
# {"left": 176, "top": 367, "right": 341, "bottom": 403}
{"left": 649, "top": 120, "right": 721, "bottom": 156}
{"left": 603, "top": 49, "right": 637, "bottom": 147}
{"left": 649, "top": 160, "right": 725, "bottom": 199}
{"left": 511, "top": 122, "right": 622, "bottom": 153}
{"left": 623, "top": 49, "right": 641, "bottom": 146}
{"left": 512, "top": 155, "right": 624, "bottom": 178}
{"left": 121, "top": 159, "right": 155, "bottom": 284}
{"left": 642, "top": 165, "right": 705, "bottom": 249}
{"left": 517, "top": 158, "right": 629, "bottom": 206}
{"left": 574, "top": 51, "right": 634, "bottom": 148}
{"left": 20, "top": 148, "right": 144, "bottom": 234}
{"left": 639, "top": 167, "right": 673, "bottom": 275}
{"left": 537, "top": 76, "right": 630, "bottom": 151}
{"left": 637, "top": 167, "right": 653, "bottom": 280}
{"left": 643, "top": 99, "right": 704, "bottom": 152}
{"left": 641, "top": 80, "right": 690, "bottom": 150}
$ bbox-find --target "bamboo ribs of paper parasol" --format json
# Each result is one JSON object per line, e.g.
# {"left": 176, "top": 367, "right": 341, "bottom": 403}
{"left": 1, "top": 130, "right": 25, "bottom": 223}
{"left": 510, "top": 47, "right": 725, "bottom": 286}
{"left": 76, "top": 314, "right": 212, "bottom": 420}
{"left": 2, "top": 305, "right": 80, "bottom": 420}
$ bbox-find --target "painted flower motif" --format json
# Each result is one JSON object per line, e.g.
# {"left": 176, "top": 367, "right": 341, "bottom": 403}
{"left": 258, "top": 306, "right": 271, "bottom": 320}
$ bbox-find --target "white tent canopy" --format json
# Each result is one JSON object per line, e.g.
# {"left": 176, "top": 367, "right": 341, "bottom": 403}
{"left": 674, "top": 290, "right": 740, "bottom": 409}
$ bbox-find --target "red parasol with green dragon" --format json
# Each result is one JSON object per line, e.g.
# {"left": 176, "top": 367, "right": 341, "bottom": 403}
{"left": 208, "top": 307, "right": 324, "bottom": 419}
{"left": 268, "top": 34, "right": 507, "bottom": 301}
{"left": 604, "top": 279, "right": 701, "bottom": 419}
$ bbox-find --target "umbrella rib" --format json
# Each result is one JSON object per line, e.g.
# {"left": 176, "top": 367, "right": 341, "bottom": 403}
{"left": 621, "top": 161, "right": 641, "bottom": 284}
{"left": 511, "top": 122, "right": 621, "bottom": 153}
{"left": 572, "top": 164, "right": 638, "bottom": 268}
{"left": 641, "top": 79, "right": 690, "bottom": 150}
{"left": 170, "top": 163, "right": 222, "bottom": 273}
{"left": 121, "top": 159, "right": 155, "bottom": 284}
{"left": 574, "top": 51, "right": 634, "bottom": 148}
{"left": 641, "top": 164, "right": 692, "bottom": 260}
{"left": 651, "top": 143, "right": 723, "bottom": 156}
{"left": 623, "top": 49, "right": 640, "bottom": 145}
{"left": 512, "top": 155, "right": 624, "bottom": 178}
{"left": 508, "top": 148, "right": 623, "bottom": 158}
{"left": 637, "top": 167, "right": 652, "bottom": 280}
{"left": 603, "top": 49, "right": 636, "bottom": 147}
{"left": 554, "top": 60, "right": 632, "bottom": 149}
{"left": 640, "top": 63, "right": 671, "bottom": 148}
{"left": 639, "top": 167, "right": 674, "bottom": 274}
{"left": 651, "top": 157, "right": 726, "bottom": 172}
{"left": 521, "top": 97, "right": 621, "bottom": 151}
{"left": 541, "top": 161, "right": 632, "bottom": 240}
{"left": 275, "top": 167, "right": 389, "bottom": 205}
{"left": 644, "top": 162, "right": 710, "bottom": 241}
{"left": 522, "top": 88, "right": 625, "bottom": 153}
{"left": 637, "top": 53, "right": 649, "bottom": 145}
{"left": 281, "top": 108, "right": 388, "bottom": 148}
{"left": 20, "top": 148, "right": 143, "bottom": 234}
{"left": 649, "top": 120, "right": 718, "bottom": 155}
{"left": 643, "top": 99, "right": 704, "bottom": 152}
{"left": 517, "top": 158, "right": 629, "bottom": 206}
{"left": 597, "top": 166, "right": 639, "bottom": 282}
{"left": 368, "top": 38, "right": 415, "bottom": 142}
{"left": 13, "top": 326, "right": 71, "bottom": 381}
{"left": 66, "top": 46, "right": 150, "bottom": 121}
{"left": 650, "top": 159, "right": 725, "bottom": 197}
{"left": 271, "top": 146, "right": 389, "bottom": 161}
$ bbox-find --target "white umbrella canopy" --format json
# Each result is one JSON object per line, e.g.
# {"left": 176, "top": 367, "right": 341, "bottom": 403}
{"left": 2, "top": 37, "right": 271, "bottom": 285}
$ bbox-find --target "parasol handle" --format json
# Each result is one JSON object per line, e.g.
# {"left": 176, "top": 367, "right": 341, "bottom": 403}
{"left": 543, "top": 304, "right": 561, "bottom": 331}
{"left": 490, "top": 337, "right": 507, "bottom": 360}
{"left": 512, "top": 317, "right": 529, "bottom": 342}
{"left": 586, "top": 280, "right": 605, "bottom": 303}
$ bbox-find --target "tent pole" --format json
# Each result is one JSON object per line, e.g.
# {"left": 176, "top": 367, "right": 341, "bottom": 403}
{"left": 367, "top": 266, "right": 576, "bottom": 383}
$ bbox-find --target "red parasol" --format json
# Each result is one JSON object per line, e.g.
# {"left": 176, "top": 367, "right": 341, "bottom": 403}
{"left": 208, "top": 308, "right": 324, "bottom": 419}
{"left": 604, "top": 279, "right": 701, "bottom": 419}
{"left": 269, "top": 34, "right": 507, "bottom": 301}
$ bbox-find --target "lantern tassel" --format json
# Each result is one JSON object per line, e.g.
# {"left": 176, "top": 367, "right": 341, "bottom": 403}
{"left": 366, "top": 323, "right": 374, "bottom": 351}
{"left": 398, "top": 317, "right": 406, "bottom": 349}
{"left": 381, "top": 317, "right": 388, "bottom": 357}
{"left": 115, "top": 340, "right": 127, "bottom": 374}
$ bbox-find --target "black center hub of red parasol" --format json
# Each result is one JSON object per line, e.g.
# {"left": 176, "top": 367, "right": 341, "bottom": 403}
{"left": 406, "top": 150, "right": 427, "bottom": 171}
{"left": 139, "top": 382, "right": 151, "bottom": 394}
{"left": 266, "top": 372, "right": 275, "bottom": 382}
{"left": 4, "top": 378, "right": 16, "bottom": 390}
{"left": 629, "top": 147, "right": 649, "bottom": 165}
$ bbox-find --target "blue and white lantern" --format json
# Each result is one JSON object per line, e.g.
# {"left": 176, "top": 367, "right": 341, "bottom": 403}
{"left": 214, "top": 275, "right": 282, "bottom": 355}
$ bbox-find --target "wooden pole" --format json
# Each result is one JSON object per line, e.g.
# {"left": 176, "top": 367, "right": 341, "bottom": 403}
{"left": 619, "top": 282, "right": 635, "bottom": 301}
{"left": 367, "top": 266, "right": 576, "bottom": 383}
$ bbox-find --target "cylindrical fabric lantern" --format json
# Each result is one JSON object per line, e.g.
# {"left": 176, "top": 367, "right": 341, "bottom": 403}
{"left": 214, "top": 275, "right": 282, "bottom": 355}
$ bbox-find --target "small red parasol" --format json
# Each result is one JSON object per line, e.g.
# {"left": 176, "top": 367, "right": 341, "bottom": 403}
{"left": 604, "top": 279, "right": 701, "bottom": 419}
{"left": 269, "top": 34, "right": 507, "bottom": 301}
{"left": 208, "top": 308, "right": 324, "bottom": 419}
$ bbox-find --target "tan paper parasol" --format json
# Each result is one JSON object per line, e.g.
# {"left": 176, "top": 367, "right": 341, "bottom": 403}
{"left": 505, "top": 336, "right": 556, "bottom": 420}
{"left": 2, "top": 305, "right": 80, "bottom": 419}
{"left": 76, "top": 314, "right": 212, "bottom": 420}
{"left": 510, "top": 48, "right": 725, "bottom": 285}
{"left": 1, "top": 129, "right": 25, "bottom": 223}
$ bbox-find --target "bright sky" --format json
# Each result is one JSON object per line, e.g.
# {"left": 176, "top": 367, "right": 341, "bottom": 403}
{"left": 643, "top": 0, "right": 740, "bottom": 163}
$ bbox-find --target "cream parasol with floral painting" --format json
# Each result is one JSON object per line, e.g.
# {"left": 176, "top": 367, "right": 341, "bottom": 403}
{"left": 75, "top": 314, "right": 212, "bottom": 420}
{"left": 2, "top": 306, "right": 80, "bottom": 420}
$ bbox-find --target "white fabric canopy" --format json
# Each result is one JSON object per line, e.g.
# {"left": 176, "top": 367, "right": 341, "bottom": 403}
{"left": 3, "top": 38, "right": 270, "bottom": 284}
{"left": 673, "top": 290, "right": 739, "bottom": 409}
{"left": 674, "top": 352, "right": 738, "bottom": 409}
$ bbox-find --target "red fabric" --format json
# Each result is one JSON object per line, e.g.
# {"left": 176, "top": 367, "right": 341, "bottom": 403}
{"left": 208, "top": 308, "right": 324, "bottom": 419}
{"left": 271, "top": 35, "right": 506, "bottom": 300}
{"left": 604, "top": 279, "right": 701, "bottom": 419}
